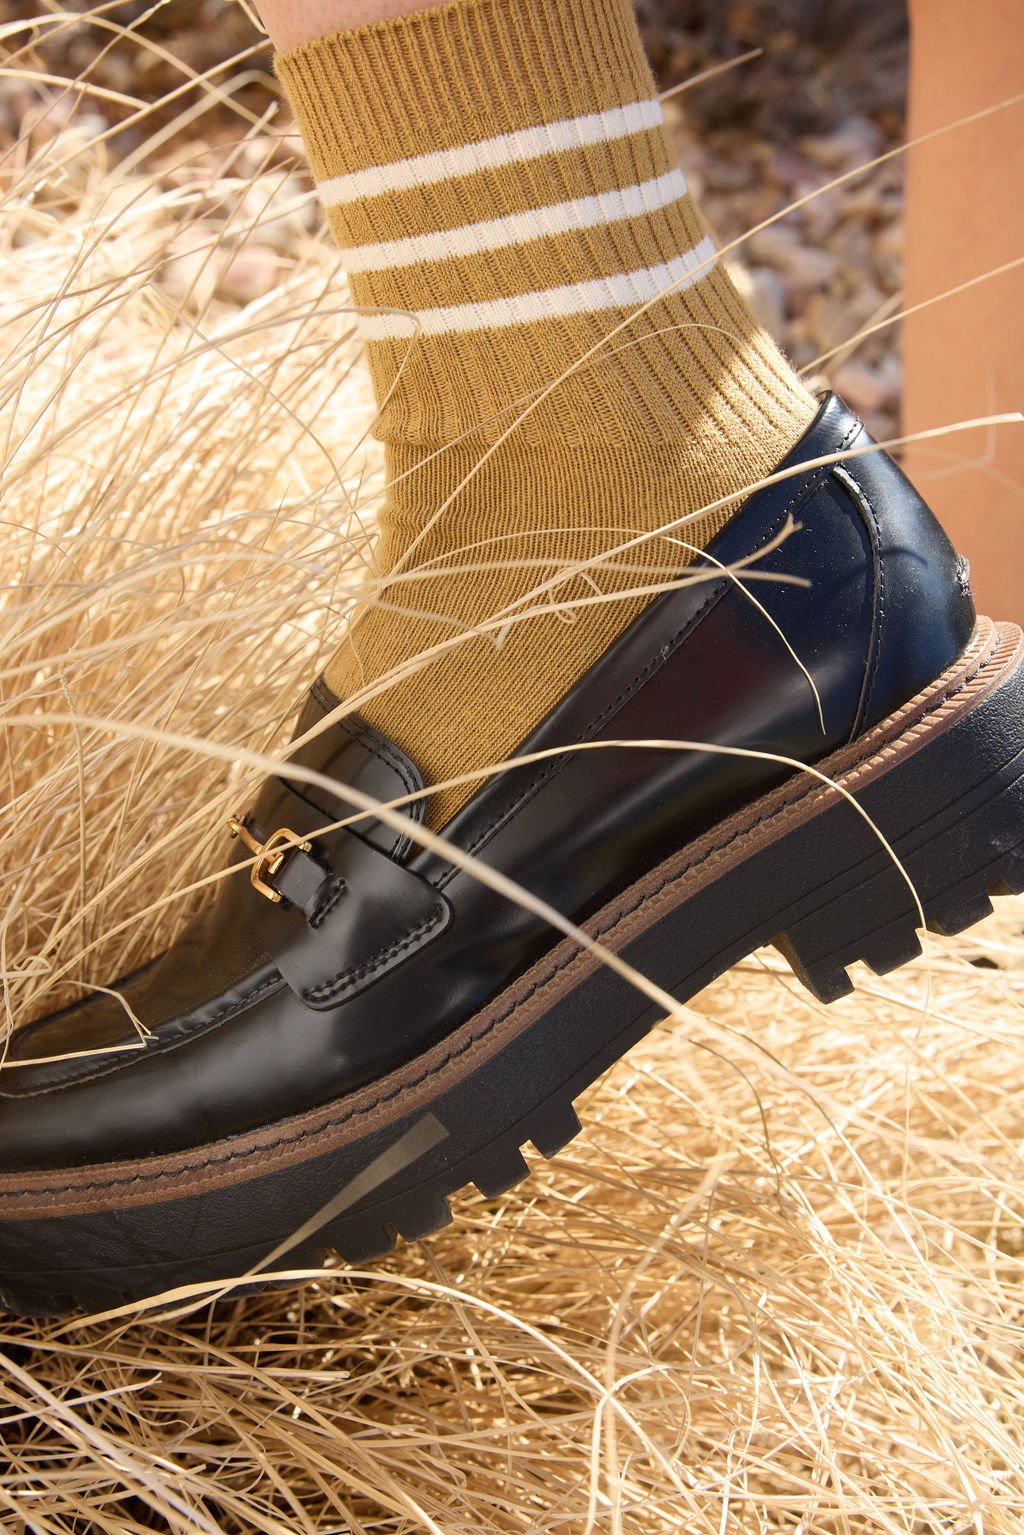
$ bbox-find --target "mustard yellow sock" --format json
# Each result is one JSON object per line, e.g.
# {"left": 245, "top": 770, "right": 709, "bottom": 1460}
{"left": 274, "top": 0, "right": 816, "bottom": 828}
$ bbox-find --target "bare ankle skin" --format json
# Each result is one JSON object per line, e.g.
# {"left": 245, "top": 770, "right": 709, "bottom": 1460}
{"left": 255, "top": 0, "right": 431, "bottom": 50}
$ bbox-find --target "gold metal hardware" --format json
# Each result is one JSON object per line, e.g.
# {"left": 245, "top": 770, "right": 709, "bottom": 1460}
{"left": 227, "top": 814, "right": 312, "bottom": 903}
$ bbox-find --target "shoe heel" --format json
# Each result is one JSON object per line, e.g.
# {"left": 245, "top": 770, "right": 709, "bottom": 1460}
{"left": 774, "top": 621, "right": 1024, "bottom": 1003}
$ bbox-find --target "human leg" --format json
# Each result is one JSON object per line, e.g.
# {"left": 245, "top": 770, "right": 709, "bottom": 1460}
{"left": 267, "top": 0, "right": 815, "bottom": 827}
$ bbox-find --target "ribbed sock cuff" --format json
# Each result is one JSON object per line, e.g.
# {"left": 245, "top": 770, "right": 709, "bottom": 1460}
{"left": 273, "top": 0, "right": 659, "bottom": 182}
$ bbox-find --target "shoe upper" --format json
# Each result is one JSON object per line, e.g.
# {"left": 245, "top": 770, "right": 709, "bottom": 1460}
{"left": 0, "top": 394, "right": 976, "bottom": 1171}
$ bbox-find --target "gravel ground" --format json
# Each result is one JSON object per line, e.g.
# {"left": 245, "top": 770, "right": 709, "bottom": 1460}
{"left": 670, "top": 101, "right": 906, "bottom": 441}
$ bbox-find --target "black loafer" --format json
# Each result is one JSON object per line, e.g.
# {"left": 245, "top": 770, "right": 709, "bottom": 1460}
{"left": 2, "top": 392, "right": 1022, "bottom": 1316}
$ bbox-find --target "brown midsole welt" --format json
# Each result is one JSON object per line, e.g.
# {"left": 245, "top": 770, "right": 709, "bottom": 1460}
{"left": 1, "top": 616, "right": 1017, "bottom": 1219}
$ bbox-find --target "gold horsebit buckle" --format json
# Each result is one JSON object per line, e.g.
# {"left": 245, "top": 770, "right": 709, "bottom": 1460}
{"left": 227, "top": 815, "right": 312, "bottom": 904}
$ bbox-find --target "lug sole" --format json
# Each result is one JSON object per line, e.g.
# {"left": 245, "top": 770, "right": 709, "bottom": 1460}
{"left": 1, "top": 616, "right": 1022, "bottom": 1318}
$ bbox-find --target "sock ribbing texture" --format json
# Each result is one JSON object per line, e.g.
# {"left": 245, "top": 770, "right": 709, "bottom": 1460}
{"left": 274, "top": 0, "right": 816, "bottom": 828}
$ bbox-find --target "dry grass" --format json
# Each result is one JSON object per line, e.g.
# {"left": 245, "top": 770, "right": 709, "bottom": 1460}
{"left": 2, "top": 10, "right": 1024, "bottom": 1533}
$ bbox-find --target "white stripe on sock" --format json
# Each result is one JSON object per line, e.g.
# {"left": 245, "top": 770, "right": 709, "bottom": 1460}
{"left": 319, "top": 98, "right": 666, "bottom": 206}
{"left": 340, "top": 168, "right": 689, "bottom": 273}
{"left": 356, "top": 234, "right": 718, "bottom": 339}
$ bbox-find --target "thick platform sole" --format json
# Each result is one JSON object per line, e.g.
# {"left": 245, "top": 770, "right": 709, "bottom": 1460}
{"left": 1, "top": 616, "right": 1022, "bottom": 1318}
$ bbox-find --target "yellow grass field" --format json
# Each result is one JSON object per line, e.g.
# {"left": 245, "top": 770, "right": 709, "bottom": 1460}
{"left": 2, "top": 9, "right": 1023, "bottom": 1532}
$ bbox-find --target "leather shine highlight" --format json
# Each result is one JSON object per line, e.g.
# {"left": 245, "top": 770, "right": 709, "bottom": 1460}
{"left": 0, "top": 396, "right": 976, "bottom": 1171}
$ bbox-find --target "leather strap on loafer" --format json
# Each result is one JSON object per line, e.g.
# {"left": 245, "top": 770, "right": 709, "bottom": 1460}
{"left": 224, "top": 703, "right": 449, "bottom": 1008}
{"left": 243, "top": 799, "right": 452, "bottom": 1010}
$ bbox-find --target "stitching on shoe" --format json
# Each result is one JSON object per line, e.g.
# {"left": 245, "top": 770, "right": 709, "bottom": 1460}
{"left": 301, "top": 902, "right": 448, "bottom": 1005}
{"left": 0, "top": 970, "right": 286, "bottom": 1101}
{"left": 8, "top": 619, "right": 994, "bottom": 1198}
{"left": 858, "top": 480, "right": 886, "bottom": 727}
{"left": 305, "top": 685, "right": 424, "bottom": 856}
{"left": 339, "top": 716, "right": 422, "bottom": 804}
{"left": 833, "top": 461, "right": 884, "bottom": 740}
{"left": 309, "top": 876, "right": 347, "bottom": 930}
{"left": 438, "top": 424, "right": 860, "bottom": 892}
